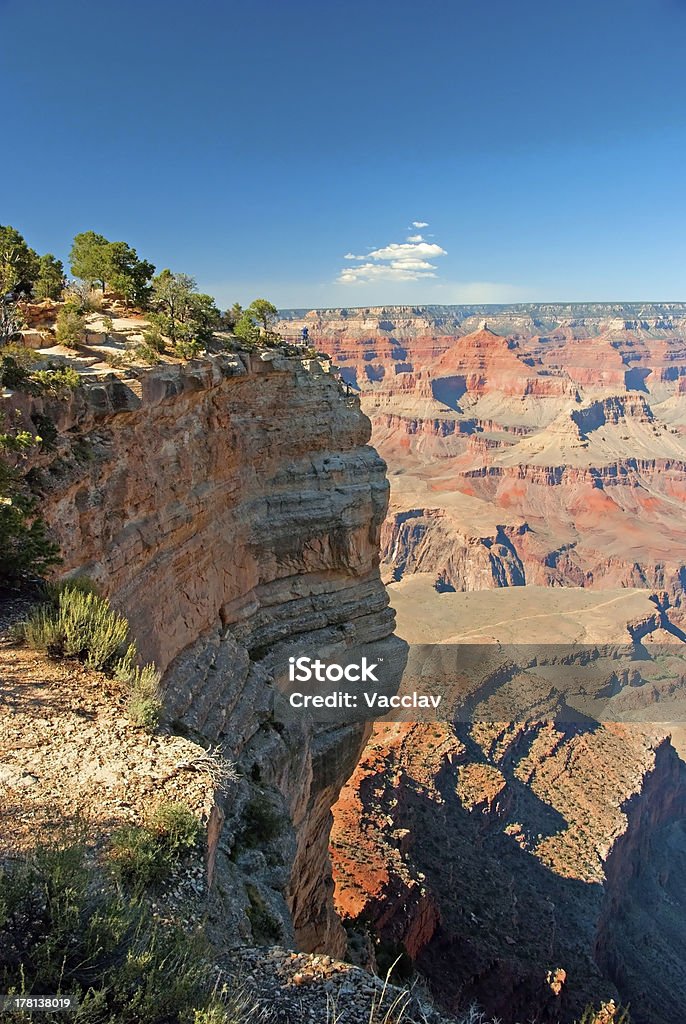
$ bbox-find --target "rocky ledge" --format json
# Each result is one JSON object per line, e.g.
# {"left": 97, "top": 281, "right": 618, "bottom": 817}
{"left": 2, "top": 350, "right": 405, "bottom": 956}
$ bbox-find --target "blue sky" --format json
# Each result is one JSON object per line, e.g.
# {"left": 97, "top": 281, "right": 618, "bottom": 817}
{"left": 2, "top": 0, "right": 686, "bottom": 307}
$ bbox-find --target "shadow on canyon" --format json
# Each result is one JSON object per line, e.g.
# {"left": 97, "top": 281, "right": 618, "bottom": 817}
{"left": 365, "top": 721, "right": 686, "bottom": 1024}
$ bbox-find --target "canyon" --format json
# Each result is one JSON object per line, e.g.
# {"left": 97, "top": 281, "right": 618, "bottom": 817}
{"left": 4, "top": 300, "right": 686, "bottom": 1022}
{"left": 277, "top": 304, "right": 686, "bottom": 1023}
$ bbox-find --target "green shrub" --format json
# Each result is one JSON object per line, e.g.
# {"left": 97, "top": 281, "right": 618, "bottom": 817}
{"left": 128, "top": 693, "right": 161, "bottom": 731}
{"left": 108, "top": 825, "right": 164, "bottom": 889}
{"left": 0, "top": 496, "right": 61, "bottom": 586}
{"left": 142, "top": 326, "right": 166, "bottom": 353}
{"left": 109, "top": 802, "right": 201, "bottom": 891}
{"left": 114, "top": 656, "right": 162, "bottom": 732}
{"left": 149, "top": 802, "right": 201, "bottom": 851}
{"left": 21, "top": 581, "right": 163, "bottom": 733}
{"left": 21, "top": 603, "right": 64, "bottom": 652}
{"left": 55, "top": 303, "right": 86, "bottom": 347}
{"left": 30, "top": 412, "right": 58, "bottom": 451}
{"left": 0, "top": 421, "right": 60, "bottom": 585}
{"left": 21, "top": 583, "right": 163, "bottom": 730}
{"left": 22, "top": 585, "right": 129, "bottom": 670}
{"left": 242, "top": 793, "right": 282, "bottom": 846}
{"left": 0, "top": 841, "right": 255, "bottom": 1023}
{"left": 0, "top": 345, "right": 40, "bottom": 392}
{"left": 32, "top": 365, "right": 82, "bottom": 391}
{"left": 103, "top": 352, "right": 126, "bottom": 368}
{"left": 173, "top": 338, "right": 203, "bottom": 359}
{"left": 131, "top": 341, "right": 162, "bottom": 365}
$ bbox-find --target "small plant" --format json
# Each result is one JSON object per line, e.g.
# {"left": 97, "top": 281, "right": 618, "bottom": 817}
{"left": 21, "top": 582, "right": 164, "bottom": 732}
{"left": 0, "top": 344, "right": 38, "bottom": 392}
{"left": 149, "top": 801, "right": 202, "bottom": 854}
{"left": 173, "top": 338, "right": 203, "bottom": 359}
{"left": 114, "top": 655, "right": 163, "bottom": 731}
{"left": 241, "top": 793, "right": 282, "bottom": 846}
{"left": 109, "top": 801, "right": 201, "bottom": 891}
{"left": 0, "top": 839, "right": 252, "bottom": 1022}
{"left": 55, "top": 302, "right": 86, "bottom": 348}
{"left": 103, "top": 351, "right": 126, "bottom": 368}
{"left": 30, "top": 412, "right": 58, "bottom": 451}
{"left": 175, "top": 745, "right": 239, "bottom": 791}
{"left": 142, "top": 325, "right": 166, "bottom": 353}
{"left": 32, "top": 365, "right": 82, "bottom": 391}
{"left": 22, "top": 584, "right": 129, "bottom": 669}
{"left": 131, "top": 341, "right": 162, "bottom": 365}
{"left": 0, "top": 424, "right": 61, "bottom": 585}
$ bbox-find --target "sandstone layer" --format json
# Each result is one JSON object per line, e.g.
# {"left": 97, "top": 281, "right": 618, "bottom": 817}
{"left": 278, "top": 305, "right": 686, "bottom": 621}
{"left": 274, "top": 306, "right": 686, "bottom": 1023}
{"left": 2, "top": 350, "right": 405, "bottom": 956}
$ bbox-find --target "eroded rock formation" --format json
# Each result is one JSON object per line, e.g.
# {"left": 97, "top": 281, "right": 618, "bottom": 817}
{"left": 5, "top": 350, "right": 405, "bottom": 955}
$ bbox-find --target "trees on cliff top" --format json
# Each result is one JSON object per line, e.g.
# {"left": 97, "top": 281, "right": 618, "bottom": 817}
{"left": 34, "top": 254, "right": 65, "bottom": 300}
{"left": 149, "top": 269, "right": 220, "bottom": 349}
{"left": 0, "top": 222, "right": 283, "bottom": 355}
{"left": 233, "top": 298, "right": 279, "bottom": 345}
{"left": 69, "top": 232, "right": 155, "bottom": 306}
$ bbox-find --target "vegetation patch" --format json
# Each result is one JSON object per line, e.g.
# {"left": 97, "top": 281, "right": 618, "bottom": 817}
{"left": 108, "top": 801, "right": 201, "bottom": 892}
{"left": 21, "top": 582, "right": 163, "bottom": 730}
{"left": 31, "top": 365, "right": 82, "bottom": 392}
{"left": 241, "top": 792, "right": 282, "bottom": 846}
{"left": 0, "top": 839, "right": 260, "bottom": 1023}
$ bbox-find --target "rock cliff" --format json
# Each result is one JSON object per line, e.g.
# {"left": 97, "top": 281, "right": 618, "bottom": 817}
{"left": 4, "top": 350, "right": 404, "bottom": 955}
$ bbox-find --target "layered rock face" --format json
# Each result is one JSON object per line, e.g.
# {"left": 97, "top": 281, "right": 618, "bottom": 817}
{"left": 278, "top": 305, "right": 686, "bottom": 619}
{"left": 8, "top": 351, "right": 403, "bottom": 955}
{"left": 276, "top": 305, "right": 686, "bottom": 1022}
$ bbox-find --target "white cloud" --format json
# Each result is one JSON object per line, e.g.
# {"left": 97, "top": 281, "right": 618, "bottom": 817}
{"left": 338, "top": 231, "right": 447, "bottom": 284}
{"left": 412, "top": 221, "right": 429, "bottom": 228}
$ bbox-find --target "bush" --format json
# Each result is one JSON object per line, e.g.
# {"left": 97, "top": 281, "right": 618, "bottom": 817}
{"left": 241, "top": 793, "right": 282, "bottom": 846}
{"left": 173, "top": 338, "right": 203, "bottom": 359}
{"left": 55, "top": 303, "right": 86, "bottom": 347}
{"left": 0, "top": 840, "right": 256, "bottom": 1023}
{"left": 0, "top": 345, "right": 39, "bottom": 392}
{"left": 22, "top": 584, "right": 130, "bottom": 670}
{"left": 0, "top": 496, "right": 61, "bottom": 586}
{"left": 131, "top": 341, "right": 162, "bottom": 365}
{"left": 109, "top": 802, "right": 201, "bottom": 891}
{"left": 0, "top": 423, "right": 60, "bottom": 585}
{"left": 103, "top": 351, "right": 126, "bottom": 368}
{"left": 22, "top": 583, "right": 164, "bottom": 731}
{"left": 30, "top": 412, "right": 58, "bottom": 451}
{"left": 64, "top": 282, "right": 103, "bottom": 312}
{"left": 114, "top": 655, "right": 162, "bottom": 731}
{"left": 142, "top": 326, "right": 166, "bottom": 353}
{"left": 32, "top": 365, "right": 82, "bottom": 392}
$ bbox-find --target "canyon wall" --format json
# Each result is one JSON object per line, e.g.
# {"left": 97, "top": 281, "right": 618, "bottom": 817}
{"left": 279, "top": 304, "right": 686, "bottom": 1022}
{"left": 332, "top": 720, "right": 686, "bottom": 1024}
{"left": 279, "top": 306, "right": 686, "bottom": 619}
{"left": 5, "top": 350, "right": 405, "bottom": 954}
